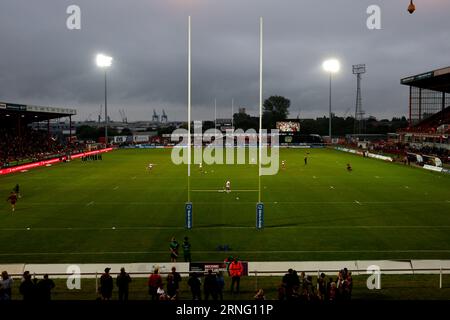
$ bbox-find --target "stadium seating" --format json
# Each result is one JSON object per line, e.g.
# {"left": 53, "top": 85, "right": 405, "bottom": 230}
{"left": 0, "top": 128, "right": 83, "bottom": 168}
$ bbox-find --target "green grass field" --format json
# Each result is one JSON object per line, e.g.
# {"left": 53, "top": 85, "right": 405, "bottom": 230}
{"left": 1, "top": 148, "right": 450, "bottom": 263}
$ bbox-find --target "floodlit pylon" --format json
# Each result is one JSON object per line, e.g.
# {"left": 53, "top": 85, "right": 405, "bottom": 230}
{"left": 353, "top": 64, "right": 366, "bottom": 135}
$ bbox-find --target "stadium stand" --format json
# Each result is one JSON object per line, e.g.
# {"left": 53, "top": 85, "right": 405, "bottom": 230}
{"left": 0, "top": 102, "right": 80, "bottom": 168}
{"left": 340, "top": 67, "right": 450, "bottom": 165}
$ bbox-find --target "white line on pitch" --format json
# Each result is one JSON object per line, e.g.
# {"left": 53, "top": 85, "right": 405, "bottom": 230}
{"left": 23, "top": 200, "right": 450, "bottom": 205}
{"left": 86, "top": 201, "right": 94, "bottom": 206}
{"left": 3, "top": 225, "right": 450, "bottom": 232}
{"left": 191, "top": 189, "right": 258, "bottom": 192}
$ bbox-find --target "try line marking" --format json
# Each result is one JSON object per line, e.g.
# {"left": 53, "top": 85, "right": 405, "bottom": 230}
{"left": 3, "top": 225, "right": 450, "bottom": 232}
{"left": 191, "top": 189, "right": 258, "bottom": 193}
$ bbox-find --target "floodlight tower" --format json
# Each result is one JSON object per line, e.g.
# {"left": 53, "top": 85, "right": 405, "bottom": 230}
{"left": 352, "top": 64, "right": 366, "bottom": 136}
{"left": 96, "top": 53, "right": 113, "bottom": 145}
{"left": 322, "top": 59, "right": 340, "bottom": 140}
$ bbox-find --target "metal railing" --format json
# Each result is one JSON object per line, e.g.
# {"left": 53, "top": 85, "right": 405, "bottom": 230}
{"left": 5, "top": 267, "right": 450, "bottom": 294}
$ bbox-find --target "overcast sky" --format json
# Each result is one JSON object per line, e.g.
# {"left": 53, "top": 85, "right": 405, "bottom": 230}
{"left": 0, "top": 0, "right": 449, "bottom": 122}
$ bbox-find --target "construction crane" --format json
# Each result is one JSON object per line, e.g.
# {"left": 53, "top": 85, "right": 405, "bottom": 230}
{"left": 161, "top": 109, "right": 168, "bottom": 123}
{"left": 119, "top": 109, "right": 127, "bottom": 123}
{"left": 152, "top": 109, "right": 159, "bottom": 122}
{"left": 98, "top": 105, "right": 102, "bottom": 123}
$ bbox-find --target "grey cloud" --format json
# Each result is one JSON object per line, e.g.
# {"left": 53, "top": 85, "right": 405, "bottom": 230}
{"left": 0, "top": 0, "right": 449, "bottom": 122}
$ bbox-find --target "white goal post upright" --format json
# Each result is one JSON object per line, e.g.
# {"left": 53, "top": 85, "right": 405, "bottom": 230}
{"left": 256, "top": 17, "right": 264, "bottom": 229}
{"left": 186, "top": 15, "right": 193, "bottom": 229}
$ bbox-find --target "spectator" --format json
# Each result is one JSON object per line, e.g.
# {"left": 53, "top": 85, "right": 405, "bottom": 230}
{"left": 37, "top": 274, "right": 55, "bottom": 301}
{"left": 229, "top": 257, "right": 244, "bottom": 294}
{"left": 0, "top": 271, "right": 13, "bottom": 301}
{"left": 19, "top": 271, "right": 36, "bottom": 301}
{"left": 304, "top": 275, "right": 314, "bottom": 300}
{"left": 188, "top": 272, "right": 202, "bottom": 300}
{"left": 171, "top": 267, "right": 182, "bottom": 294}
{"left": 116, "top": 267, "right": 132, "bottom": 301}
{"left": 157, "top": 284, "right": 168, "bottom": 300}
{"left": 317, "top": 273, "right": 327, "bottom": 301}
{"left": 204, "top": 269, "right": 218, "bottom": 301}
{"left": 282, "top": 269, "right": 300, "bottom": 300}
{"left": 182, "top": 236, "right": 192, "bottom": 262}
{"left": 216, "top": 271, "right": 225, "bottom": 300}
{"left": 343, "top": 271, "right": 353, "bottom": 300}
{"left": 99, "top": 268, "right": 113, "bottom": 300}
{"left": 166, "top": 274, "right": 178, "bottom": 300}
{"left": 328, "top": 282, "right": 337, "bottom": 302}
{"left": 148, "top": 268, "right": 163, "bottom": 300}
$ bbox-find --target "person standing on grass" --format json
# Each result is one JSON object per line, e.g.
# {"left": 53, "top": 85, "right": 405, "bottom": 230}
{"left": 216, "top": 271, "right": 224, "bottom": 300}
{"left": 148, "top": 268, "right": 162, "bottom": 300}
{"left": 169, "top": 237, "right": 179, "bottom": 262}
{"left": 204, "top": 269, "right": 218, "bottom": 301}
{"left": 0, "top": 271, "right": 13, "bottom": 301}
{"left": 188, "top": 272, "right": 201, "bottom": 300}
{"left": 37, "top": 274, "right": 55, "bottom": 301}
{"left": 166, "top": 274, "right": 178, "bottom": 300}
{"left": 6, "top": 192, "right": 17, "bottom": 212}
{"left": 229, "top": 257, "right": 244, "bottom": 294}
{"left": 171, "top": 267, "right": 182, "bottom": 296}
{"left": 100, "top": 268, "right": 113, "bottom": 300}
{"left": 116, "top": 267, "right": 132, "bottom": 301}
{"left": 182, "top": 236, "right": 191, "bottom": 262}
{"left": 19, "top": 272, "right": 36, "bottom": 301}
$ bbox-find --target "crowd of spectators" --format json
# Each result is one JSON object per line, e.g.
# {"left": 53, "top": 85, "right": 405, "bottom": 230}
{"left": 278, "top": 268, "right": 352, "bottom": 302}
{"left": 344, "top": 140, "right": 449, "bottom": 165}
{"left": 0, "top": 128, "right": 85, "bottom": 168}
{"left": 0, "top": 266, "right": 354, "bottom": 302}
{"left": 0, "top": 271, "right": 55, "bottom": 301}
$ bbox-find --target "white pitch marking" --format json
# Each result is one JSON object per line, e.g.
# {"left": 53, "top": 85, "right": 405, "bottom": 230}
{"left": 86, "top": 201, "right": 94, "bottom": 206}
{"left": 2, "top": 225, "right": 450, "bottom": 233}
{"left": 192, "top": 189, "right": 258, "bottom": 193}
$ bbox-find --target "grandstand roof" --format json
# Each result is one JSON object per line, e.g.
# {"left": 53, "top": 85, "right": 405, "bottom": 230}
{"left": 0, "top": 102, "right": 76, "bottom": 124}
{"left": 401, "top": 67, "right": 450, "bottom": 93}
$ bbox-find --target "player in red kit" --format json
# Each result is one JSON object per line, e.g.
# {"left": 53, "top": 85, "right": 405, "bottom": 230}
{"left": 6, "top": 192, "right": 17, "bottom": 212}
